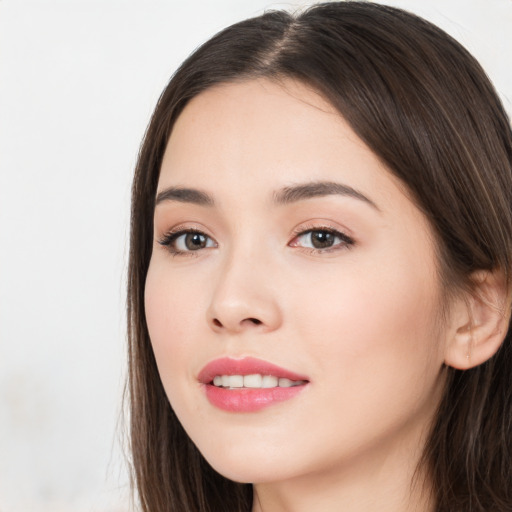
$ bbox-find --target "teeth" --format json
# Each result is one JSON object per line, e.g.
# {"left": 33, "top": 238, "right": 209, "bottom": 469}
{"left": 244, "top": 374, "right": 262, "bottom": 388}
{"left": 262, "top": 375, "right": 278, "bottom": 388}
{"left": 229, "top": 375, "right": 244, "bottom": 388}
{"left": 211, "top": 374, "right": 305, "bottom": 389}
{"left": 278, "top": 378, "right": 294, "bottom": 387}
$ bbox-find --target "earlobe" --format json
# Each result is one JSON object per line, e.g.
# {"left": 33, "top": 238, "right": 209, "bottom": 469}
{"left": 444, "top": 270, "right": 510, "bottom": 370}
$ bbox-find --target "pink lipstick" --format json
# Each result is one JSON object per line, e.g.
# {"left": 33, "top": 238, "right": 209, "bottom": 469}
{"left": 198, "top": 357, "right": 309, "bottom": 413}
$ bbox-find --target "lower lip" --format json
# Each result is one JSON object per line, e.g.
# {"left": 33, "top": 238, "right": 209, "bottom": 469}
{"left": 204, "top": 384, "right": 307, "bottom": 412}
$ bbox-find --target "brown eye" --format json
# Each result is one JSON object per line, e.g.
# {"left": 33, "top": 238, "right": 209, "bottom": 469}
{"left": 309, "top": 231, "right": 336, "bottom": 249}
{"left": 291, "top": 229, "right": 354, "bottom": 251}
{"left": 159, "top": 229, "right": 216, "bottom": 254}
{"left": 183, "top": 232, "right": 208, "bottom": 250}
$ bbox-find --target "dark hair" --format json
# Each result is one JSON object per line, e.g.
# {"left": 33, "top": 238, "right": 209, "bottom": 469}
{"left": 127, "top": 2, "right": 512, "bottom": 511}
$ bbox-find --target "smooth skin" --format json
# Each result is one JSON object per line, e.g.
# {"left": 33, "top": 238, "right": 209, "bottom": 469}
{"left": 145, "top": 79, "right": 507, "bottom": 512}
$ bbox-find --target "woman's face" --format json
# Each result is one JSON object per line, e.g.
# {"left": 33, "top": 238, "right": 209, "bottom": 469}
{"left": 145, "top": 79, "right": 449, "bottom": 485}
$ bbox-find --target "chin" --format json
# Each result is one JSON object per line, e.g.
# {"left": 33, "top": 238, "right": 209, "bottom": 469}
{"left": 207, "top": 457, "right": 289, "bottom": 485}
{"left": 196, "top": 440, "right": 299, "bottom": 484}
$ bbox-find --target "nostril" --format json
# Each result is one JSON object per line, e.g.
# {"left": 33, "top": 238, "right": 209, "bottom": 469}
{"left": 211, "top": 317, "right": 263, "bottom": 329}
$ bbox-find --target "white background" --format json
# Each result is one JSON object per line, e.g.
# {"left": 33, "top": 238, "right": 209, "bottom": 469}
{"left": 0, "top": 1, "right": 511, "bottom": 511}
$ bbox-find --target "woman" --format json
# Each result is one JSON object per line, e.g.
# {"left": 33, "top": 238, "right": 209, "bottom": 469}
{"left": 127, "top": 2, "right": 512, "bottom": 511}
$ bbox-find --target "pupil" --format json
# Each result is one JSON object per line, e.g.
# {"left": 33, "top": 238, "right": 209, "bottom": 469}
{"left": 185, "top": 233, "right": 206, "bottom": 250}
{"left": 312, "top": 231, "right": 334, "bottom": 249}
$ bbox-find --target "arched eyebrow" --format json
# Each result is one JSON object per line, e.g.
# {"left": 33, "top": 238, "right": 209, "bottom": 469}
{"left": 155, "top": 180, "right": 380, "bottom": 211}
{"left": 155, "top": 187, "right": 214, "bottom": 207}
{"left": 273, "top": 181, "right": 380, "bottom": 211}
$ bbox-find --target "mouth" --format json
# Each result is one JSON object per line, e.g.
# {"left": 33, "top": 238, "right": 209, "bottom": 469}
{"left": 198, "top": 357, "right": 309, "bottom": 413}
{"left": 212, "top": 374, "right": 306, "bottom": 389}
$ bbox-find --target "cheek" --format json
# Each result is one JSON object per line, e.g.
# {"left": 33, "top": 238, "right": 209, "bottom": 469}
{"left": 144, "top": 263, "right": 202, "bottom": 384}
{"left": 299, "top": 262, "right": 437, "bottom": 336}
{"left": 283, "top": 262, "right": 445, "bottom": 459}
{"left": 290, "top": 247, "right": 445, "bottom": 396}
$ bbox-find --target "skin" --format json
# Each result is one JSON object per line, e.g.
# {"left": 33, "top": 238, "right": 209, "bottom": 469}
{"left": 145, "top": 78, "right": 454, "bottom": 511}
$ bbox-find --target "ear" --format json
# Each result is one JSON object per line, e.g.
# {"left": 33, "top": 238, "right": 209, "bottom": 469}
{"left": 444, "top": 269, "right": 510, "bottom": 370}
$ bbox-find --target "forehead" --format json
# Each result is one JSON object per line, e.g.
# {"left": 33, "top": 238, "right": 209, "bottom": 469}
{"left": 159, "top": 78, "right": 413, "bottom": 214}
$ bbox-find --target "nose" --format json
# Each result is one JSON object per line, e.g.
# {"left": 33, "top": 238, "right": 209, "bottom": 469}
{"left": 206, "top": 250, "right": 282, "bottom": 334}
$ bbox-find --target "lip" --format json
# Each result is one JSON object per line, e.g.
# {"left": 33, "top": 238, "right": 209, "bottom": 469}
{"left": 198, "top": 357, "right": 309, "bottom": 413}
{"left": 198, "top": 356, "right": 309, "bottom": 383}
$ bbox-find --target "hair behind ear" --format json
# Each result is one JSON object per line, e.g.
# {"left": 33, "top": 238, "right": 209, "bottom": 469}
{"left": 424, "top": 334, "right": 512, "bottom": 510}
{"left": 424, "top": 268, "right": 512, "bottom": 510}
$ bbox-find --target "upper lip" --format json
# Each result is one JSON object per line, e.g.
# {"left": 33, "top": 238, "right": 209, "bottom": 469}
{"left": 198, "top": 357, "right": 309, "bottom": 384}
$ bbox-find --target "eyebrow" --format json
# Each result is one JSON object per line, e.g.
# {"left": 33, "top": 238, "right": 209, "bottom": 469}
{"left": 273, "top": 181, "right": 380, "bottom": 211}
{"left": 155, "top": 187, "right": 215, "bottom": 207}
{"left": 155, "top": 180, "right": 379, "bottom": 211}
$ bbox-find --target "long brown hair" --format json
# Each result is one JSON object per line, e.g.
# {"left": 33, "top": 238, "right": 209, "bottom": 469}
{"left": 127, "top": 2, "right": 512, "bottom": 510}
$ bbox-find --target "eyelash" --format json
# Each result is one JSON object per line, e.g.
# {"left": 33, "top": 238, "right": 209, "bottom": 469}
{"left": 158, "top": 227, "right": 216, "bottom": 257}
{"left": 289, "top": 224, "right": 354, "bottom": 254}
{"left": 158, "top": 225, "right": 354, "bottom": 257}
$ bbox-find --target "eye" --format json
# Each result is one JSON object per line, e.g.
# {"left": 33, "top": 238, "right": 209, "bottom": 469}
{"left": 158, "top": 229, "right": 216, "bottom": 255}
{"left": 290, "top": 228, "right": 354, "bottom": 251}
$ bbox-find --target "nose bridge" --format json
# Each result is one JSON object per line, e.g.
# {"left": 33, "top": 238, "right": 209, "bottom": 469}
{"left": 207, "top": 235, "right": 281, "bottom": 333}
